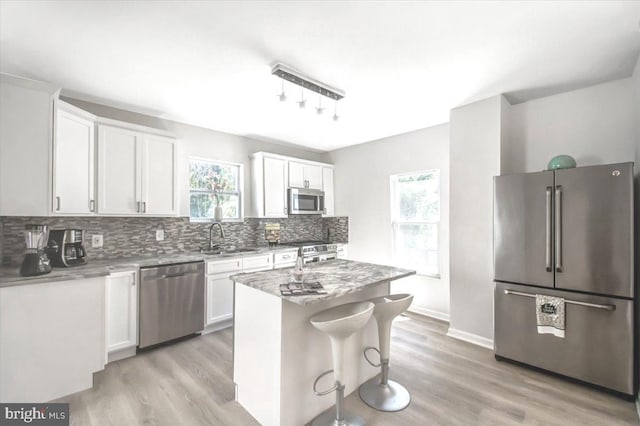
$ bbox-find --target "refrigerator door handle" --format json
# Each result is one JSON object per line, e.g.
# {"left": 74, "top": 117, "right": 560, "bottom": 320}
{"left": 503, "top": 289, "right": 615, "bottom": 311}
{"left": 545, "top": 187, "right": 552, "bottom": 272}
{"left": 555, "top": 185, "right": 563, "bottom": 272}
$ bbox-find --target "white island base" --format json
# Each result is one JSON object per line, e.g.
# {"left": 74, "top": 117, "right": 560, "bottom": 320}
{"left": 233, "top": 281, "right": 390, "bottom": 426}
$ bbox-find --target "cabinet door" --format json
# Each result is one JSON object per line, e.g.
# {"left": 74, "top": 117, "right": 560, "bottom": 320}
{"left": 289, "top": 161, "right": 305, "bottom": 188}
{"left": 264, "top": 156, "right": 288, "bottom": 217}
{"left": 106, "top": 272, "right": 137, "bottom": 352}
{"left": 141, "top": 134, "right": 176, "bottom": 215}
{"left": 206, "top": 273, "right": 234, "bottom": 325}
{"left": 97, "top": 125, "right": 141, "bottom": 214}
{"left": 304, "top": 165, "right": 323, "bottom": 190}
{"left": 53, "top": 109, "right": 95, "bottom": 214}
{"left": 494, "top": 171, "right": 555, "bottom": 288}
{"left": 322, "top": 167, "right": 334, "bottom": 216}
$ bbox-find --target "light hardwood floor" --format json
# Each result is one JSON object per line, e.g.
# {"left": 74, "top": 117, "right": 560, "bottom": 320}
{"left": 56, "top": 314, "right": 638, "bottom": 425}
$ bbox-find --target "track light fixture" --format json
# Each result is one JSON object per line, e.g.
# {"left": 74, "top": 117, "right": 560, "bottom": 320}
{"left": 316, "top": 96, "right": 324, "bottom": 115}
{"left": 272, "top": 62, "right": 344, "bottom": 121}
{"left": 297, "top": 88, "right": 306, "bottom": 109}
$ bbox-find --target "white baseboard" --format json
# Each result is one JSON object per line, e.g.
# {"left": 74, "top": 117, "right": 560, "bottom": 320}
{"left": 107, "top": 346, "right": 137, "bottom": 363}
{"left": 408, "top": 306, "right": 450, "bottom": 322}
{"left": 201, "top": 319, "right": 233, "bottom": 334}
{"left": 447, "top": 327, "right": 494, "bottom": 350}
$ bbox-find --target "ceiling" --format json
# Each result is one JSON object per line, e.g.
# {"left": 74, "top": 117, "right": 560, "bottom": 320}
{"left": 1, "top": 1, "right": 639, "bottom": 152}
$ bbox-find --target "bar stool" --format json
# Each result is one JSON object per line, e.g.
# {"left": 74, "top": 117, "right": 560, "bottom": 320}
{"left": 359, "top": 293, "right": 413, "bottom": 412}
{"left": 309, "top": 301, "right": 375, "bottom": 426}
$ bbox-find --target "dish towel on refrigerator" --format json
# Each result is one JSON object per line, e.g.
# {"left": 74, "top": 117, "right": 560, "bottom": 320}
{"left": 535, "top": 294, "right": 565, "bottom": 338}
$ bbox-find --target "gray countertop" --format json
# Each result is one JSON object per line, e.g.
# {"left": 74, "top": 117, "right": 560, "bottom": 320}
{"left": 0, "top": 246, "right": 299, "bottom": 288}
{"left": 230, "top": 259, "right": 415, "bottom": 305}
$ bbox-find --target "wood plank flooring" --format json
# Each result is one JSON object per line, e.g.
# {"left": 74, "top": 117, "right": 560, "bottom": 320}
{"left": 55, "top": 314, "right": 638, "bottom": 425}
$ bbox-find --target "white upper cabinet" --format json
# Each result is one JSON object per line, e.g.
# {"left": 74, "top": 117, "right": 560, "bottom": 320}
{"left": 0, "top": 74, "right": 60, "bottom": 216}
{"left": 97, "top": 123, "right": 177, "bottom": 216}
{"left": 322, "top": 166, "right": 335, "bottom": 216}
{"left": 97, "top": 125, "right": 141, "bottom": 215}
{"left": 141, "top": 134, "right": 177, "bottom": 215}
{"left": 251, "top": 152, "right": 335, "bottom": 218}
{"left": 250, "top": 152, "right": 288, "bottom": 218}
{"left": 263, "top": 156, "right": 288, "bottom": 217}
{"left": 289, "top": 161, "right": 323, "bottom": 190}
{"left": 53, "top": 103, "right": 96, "bottom": 214}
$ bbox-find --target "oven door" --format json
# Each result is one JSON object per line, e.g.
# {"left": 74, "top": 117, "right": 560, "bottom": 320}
{"left": 288, "top": 188, "right": 324, "bottom": 214}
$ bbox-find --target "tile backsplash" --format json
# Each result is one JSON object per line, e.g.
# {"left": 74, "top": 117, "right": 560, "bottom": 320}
{"left": 0, "top": 216, "right": 348, "bottom": 266}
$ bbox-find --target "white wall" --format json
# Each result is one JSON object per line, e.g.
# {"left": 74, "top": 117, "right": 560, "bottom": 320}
{"left": 61, "top": 97, "right": 330, "bottom": 217}
{"left": 448, "top": 95, "right": 504, "bottom": 346}
{"left": 329, "top": 124, "right": 450, "bottom": 320}
{"left": 504, "top": 78, "right": 636, "bottom": 174}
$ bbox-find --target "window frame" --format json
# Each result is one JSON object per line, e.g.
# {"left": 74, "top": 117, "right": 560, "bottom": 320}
{"left": 188, "top": 156, "right": 244, "bottom": 223}
{"left": 390, "top": 169, "right": 441, "bottom": 278}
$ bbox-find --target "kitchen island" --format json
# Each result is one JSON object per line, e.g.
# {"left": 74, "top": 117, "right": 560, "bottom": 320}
{"left": 230, "top": 259, "right": 415, "bottom": 426}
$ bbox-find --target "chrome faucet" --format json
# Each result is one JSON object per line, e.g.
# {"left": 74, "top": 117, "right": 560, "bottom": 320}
{"left": 208, "top": 222, "right": 226, "bottom": 251}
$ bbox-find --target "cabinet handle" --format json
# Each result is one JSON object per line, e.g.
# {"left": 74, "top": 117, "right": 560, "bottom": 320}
{"left": 142, "top": 201, "right": 147, "bottom": 213}
{"left": 131, "top": 277, "right": 136, "bottom": 286}
{"left": 55, "top": 196, "right": 61, "bottom": 211}
{"left": 137, "top": 201, "right": 141, "bottom": 213}
{"left": 89, "top": 199, "right": 95, "bottom": 212}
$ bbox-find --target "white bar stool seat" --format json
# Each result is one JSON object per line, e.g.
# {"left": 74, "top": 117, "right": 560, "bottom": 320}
{"left": 309, "top": 301, "right": 375, "bottom": 426}
{"left": 359, "top": 293, "right": 413, "bottom": 412}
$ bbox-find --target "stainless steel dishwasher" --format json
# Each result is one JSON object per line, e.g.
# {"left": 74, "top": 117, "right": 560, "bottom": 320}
{"left": 139, "top": 261, "right": 205, "bottom": 348}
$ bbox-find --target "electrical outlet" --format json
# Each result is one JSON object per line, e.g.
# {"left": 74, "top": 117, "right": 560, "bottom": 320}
{"left": 156, "top": 229, "right": 164, "bottom": 241}
{"left": 91, "top": 234, "right": 103, "bottom": 248}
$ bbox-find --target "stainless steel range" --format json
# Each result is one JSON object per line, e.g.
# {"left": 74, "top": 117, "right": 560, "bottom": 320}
{"left": 283, "top": 240, "right": 337, "bottom": 264}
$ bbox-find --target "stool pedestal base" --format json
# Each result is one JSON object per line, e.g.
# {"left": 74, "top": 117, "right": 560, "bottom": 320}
{"left": 358, "top": 376, "right": 411, "bottom": 412}
{"left": 311, "top": 382, "right": 366, "bottom": 426}
{"left": 310, "top": 409, "right": 366, "bottom": 426}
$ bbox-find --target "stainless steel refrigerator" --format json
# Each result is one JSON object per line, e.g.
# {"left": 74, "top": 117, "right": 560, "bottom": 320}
{"left": 493, "top": 162, "right": 635, "bottom": 398}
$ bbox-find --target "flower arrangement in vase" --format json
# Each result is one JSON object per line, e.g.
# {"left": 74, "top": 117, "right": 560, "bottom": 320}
{"left": 206, "top": 173, "right": 228, "bottom": 222}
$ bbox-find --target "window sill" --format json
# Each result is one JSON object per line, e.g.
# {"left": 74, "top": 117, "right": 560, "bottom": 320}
{"left": 189, "top": 218, "right": 245, "bottom": 224}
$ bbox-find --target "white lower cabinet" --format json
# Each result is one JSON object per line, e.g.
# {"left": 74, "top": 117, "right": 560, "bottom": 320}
{"left": 205, "top": 254, "right": 273, "bottom": 330}
{"left": 207, "top": 272, "right": 235, "bottom": 325}
{"left": 106, "top": 270, "right": 138, "bottom": 361}
{"left": 0, "top": 277, "right": 105, "bottom": 402}
{"left": 206, "top": 258, "right": 242, "bottom": 328}
{"left": 273, "top": 250, "right": 298, "bottom": 269}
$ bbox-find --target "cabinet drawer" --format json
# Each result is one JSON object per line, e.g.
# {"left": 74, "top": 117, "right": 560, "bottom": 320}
{"left": 274, "top": 251, "right": 297, "bottom": 265}
{"left": 207, "top": 258, "right": 242, "bottom": 274}
{"left": 494, "top": 282, "right": 633, "bottom": 395}
{"left": 242, "top": 254, "right": 272, "bottom": 270}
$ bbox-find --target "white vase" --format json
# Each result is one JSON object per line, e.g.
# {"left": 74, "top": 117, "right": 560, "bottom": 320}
{"left": 214, "top": 205, "right": 223, "bottom": 221}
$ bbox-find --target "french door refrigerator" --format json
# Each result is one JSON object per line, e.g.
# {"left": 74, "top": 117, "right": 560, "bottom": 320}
{"left": 493, "top": 162, "right": 635, "bottom": 398}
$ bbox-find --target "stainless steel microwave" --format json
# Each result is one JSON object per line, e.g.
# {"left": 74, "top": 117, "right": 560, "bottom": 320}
{"left": 288, "top": 188, "right": 325, "bottom": 215}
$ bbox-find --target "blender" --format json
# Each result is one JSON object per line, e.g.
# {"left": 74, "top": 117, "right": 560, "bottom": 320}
{"left": 20, "top": 224, "right": 52, "bottom": 277}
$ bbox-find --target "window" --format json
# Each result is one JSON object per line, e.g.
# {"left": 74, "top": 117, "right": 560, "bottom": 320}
{"left": 189, "top": 158, "right": 243, "bottom": 221}
{"left": 390, "top": 170, "right": 440, "bottom": 276}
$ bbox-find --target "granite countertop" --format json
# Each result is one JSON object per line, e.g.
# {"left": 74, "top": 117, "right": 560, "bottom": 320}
{"left": 0, "top": 245, "right": 300, "bottom": 288}
{"left": 230, "top": 259, "right": 415, "bottom": 306}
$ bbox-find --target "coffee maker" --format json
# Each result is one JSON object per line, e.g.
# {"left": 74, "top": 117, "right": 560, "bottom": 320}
{"left": 47, "top": 229, "right": 87, "bottom": 267}
{"left": 20, "top": 224, "right": 53, "bottom": 277}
